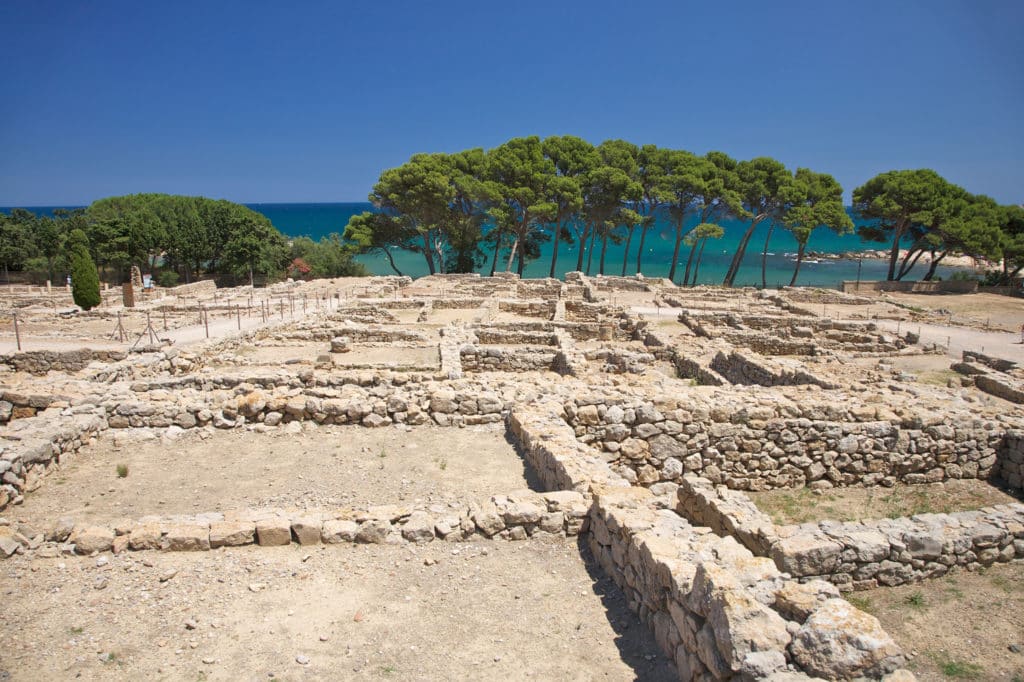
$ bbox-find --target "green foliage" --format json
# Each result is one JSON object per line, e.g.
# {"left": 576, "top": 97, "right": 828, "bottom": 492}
{"left": 68, "top": 229, "right": 101, "bottom": 310}
{"left": 930, "top": 654, "right": 983, "bottom": 679}
{"left": 156, "top": 270, "right": 180, "bottom": 287}
{"left": 289, "top": 234, "right": 368, "bottom": 278}
{"left": 116, "top": 463, "right": 129, "bottom": 478}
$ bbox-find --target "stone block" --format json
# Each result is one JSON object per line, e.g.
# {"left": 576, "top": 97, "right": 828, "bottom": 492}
{"left": 209, "top": 521, "right": 255, "bottom": 548}
{"left": 255, "top": 517, "right": 292, "bottom": 546}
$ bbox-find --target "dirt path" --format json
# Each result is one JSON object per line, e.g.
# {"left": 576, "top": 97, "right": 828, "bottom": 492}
{"left": 0, "top": 539, "right": 676, "bottom": 682}
{"left": 12, "top": 424, "right": 534, "bottom": 526}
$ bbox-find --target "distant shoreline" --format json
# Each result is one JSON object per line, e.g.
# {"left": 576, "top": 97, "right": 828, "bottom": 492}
{"left": 805, "top": 249, "right": 992, "bottom": 270}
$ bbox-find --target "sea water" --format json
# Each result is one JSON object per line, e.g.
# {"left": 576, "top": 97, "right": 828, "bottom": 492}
{"left": 249, "top": 202, "right": 975, "bottom": 286}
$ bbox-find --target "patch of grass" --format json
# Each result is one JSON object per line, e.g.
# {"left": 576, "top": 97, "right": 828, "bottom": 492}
{"left": 989, "top": 573, "right": 1015, "bottom": 594}
{"left": 69, "top": 626, "right": 84, "bottom": 635}
{"left": 380, "top": 665, "right": 397, "bottom": 676}
{"left": 116, "top": 463, "right": 129, "bottom": 478}
{"left": 846, "top": 594, "right": 873, "bottom": 612}
{"left": 930, "top": 654, "right": 984, "bottom": 679}
{"left": 436, "top": 457, "right": 447, "bottom": 471}
{"left": 904, "top": 591, "right": 927, "bottom": 609}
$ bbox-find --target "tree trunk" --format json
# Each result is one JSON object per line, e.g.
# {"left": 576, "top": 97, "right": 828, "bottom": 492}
{"left": 489, "top": 229, "right": 502, "bottom": 276}
{"left": 693, "top": 239, "right": 708, "bottom": 285}
{"left": 586, "top": 227, "right": 597, "bottom": 275}
{"left": 895, "top": 243, "right": 921, "bottom": 280}
{"left": 682, "top": 237, "right": 699, "bottom": 286}
{"left": 621, "top": 226, "right": 634, "bottom": 276}
{"left": 249, "top": 266, "right": 254, "bottom": 288}
{"left": 505, "top": 234, "right": 519, "bottom": 272}
{"left": 549, "top": 220, "right": 563, "bottom": 279}
{"left": 517, "top": 241, "right": 526, "bottom": 276}
{"left": 575, "top": 224, "right": 589, "bottom": 273}
{"left": 886, "top": 218, "right": 908, "bottom": 281}
{"left": 421, "top": 234, "right": 436, "bottom": 275}
{"left": 896, "top": 248, "right": 924, "bottom": 281}
{"left": 922, "top": 251, "right": 946, "bottom": 281}
{"left": 382, "top": 248, "right": 404, "bottom": 276}
{"left": 760, "top": 224, "right": 775, "bottom": 289}
{"left": 668, "top": 219, "right": 685, "bottom": 283}
{"left": 789, "top": 241, "right": 807, "bottom": 287}
{"left": 599, "top": 232, "right": 608, "bottom": 275}
{"left": 635, "top": 223, "right": 648, "bottom": 275}
{"left": 723, "top": 216, "right": 765, "bottom": 286}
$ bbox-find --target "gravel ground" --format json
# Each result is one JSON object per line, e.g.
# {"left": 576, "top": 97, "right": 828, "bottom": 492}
{"left": 0, "top": 538, "right": 676, "bottom": 682}
{"left": 12, "top": 423, "right": 537, "bottom": 526}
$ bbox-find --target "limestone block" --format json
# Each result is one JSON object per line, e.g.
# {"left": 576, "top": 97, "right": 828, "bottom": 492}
{"left": 73, "top": 526, "right": 115, "bottom": 554}
{"left": 256, "top": 517, "right": 292, "bottom": 546}
{"left": 789, "top": 598, "right": 904, "bottom": 679}
{"left": 164, "top": 524, "right": 210, "bottom": 551}
{"left": 401, "top": 511, "right": 435, "bottom": 543}
{"left": 290, "top": 516, "right": 323, "bottom": 545}
{"left": 209, "top": 521, "right": 255, "bottom": 548}
{"left": 771, "top": 534, "right": 843, "bottom": 576}
{"left": 129, "top": 523, "right": 163, "bottom": 550}
{"left": 355, "top": 519, "right": 392, "bottom": 544}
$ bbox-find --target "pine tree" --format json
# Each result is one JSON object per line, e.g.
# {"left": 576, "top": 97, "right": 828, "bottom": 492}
{"left": 68, "top": 229, "right": 101, "bottom": 310}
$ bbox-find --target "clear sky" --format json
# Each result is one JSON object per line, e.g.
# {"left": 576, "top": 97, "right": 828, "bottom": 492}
{"left": 1, "top": 0, "right": 1022, "bottom": 206}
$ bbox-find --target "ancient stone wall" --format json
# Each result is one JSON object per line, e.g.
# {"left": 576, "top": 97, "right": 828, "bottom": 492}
{"left": 496, "top": 300, "right": 556, "bottom": 318}
{"left": 565, "top": 396, "right": 1009, "bottom": 491}
{"left": 710, "top": 350, "right": 838, "bottom": 389}
{"left": 0, "top": 349, "right": 128, "bottom": 375}
{"left": 459, "top": 346, "right": 557, "bottom": 373}
{"left": 677, "top": 476, "right": 1024, "bottom": 591}
{"left": 509, "top": 404, "right": 911, "bottom": 681}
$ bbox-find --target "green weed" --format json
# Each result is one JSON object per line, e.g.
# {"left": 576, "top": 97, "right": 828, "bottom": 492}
{"left": 116, "top": 463, "right": 129, "bottom": 478}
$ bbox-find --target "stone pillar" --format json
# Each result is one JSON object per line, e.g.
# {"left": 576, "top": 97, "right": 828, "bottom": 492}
{"left": 123, "top": 281, "right": 135, "bottom": 308}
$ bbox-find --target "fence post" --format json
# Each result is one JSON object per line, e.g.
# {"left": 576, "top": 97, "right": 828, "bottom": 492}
{"left": 13, "top": 312, "right": 21, "bottom": 351}
{"left": 236, "top": 304, "right": 241, "bottom": 330}
{"left": 203, "top": 306, "right": 210, "bottom": 338}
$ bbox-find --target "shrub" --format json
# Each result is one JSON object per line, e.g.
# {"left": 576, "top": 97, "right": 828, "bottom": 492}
{"left": 156, "top": 270, "right": 180, "bottom": 288}
{"left": 68, "top": 229, "right": 101, "bottom": 310}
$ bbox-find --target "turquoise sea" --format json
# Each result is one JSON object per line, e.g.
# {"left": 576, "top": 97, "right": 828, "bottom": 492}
{"left": 249, "top": 202, "right": 975, "bottom": 287}
{"left": 6, "top": 202, "right": 976, "bottom": 287}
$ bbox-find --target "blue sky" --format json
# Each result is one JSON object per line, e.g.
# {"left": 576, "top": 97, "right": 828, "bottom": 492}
{"left": 1, "top": 0, "right": 1022, "bottom": 205}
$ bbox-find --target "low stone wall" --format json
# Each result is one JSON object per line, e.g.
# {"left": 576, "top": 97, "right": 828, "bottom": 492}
{"left": 999, "top": 430, "right": 1024, "bottom": 490}
{"left": 565, "top": 396, "right": 1011, "bottom": 491}
{"left": 841, "top": 280, "right": 978, "bottom": 294}
{"left": 710, "top": 350, "right": 838, "bottom": 389}
{"left": 0, "top": 410, "right": 106, "bottom": 508}
{"left": 564, "top": 300, "right": 604, "bottom": 322}
{"left": 583, "top": 348, "right": 655, "bottom": 374}
{"left": 515, "top": 280, "right": 563, "bottom": 300}
{"left": 459, "top": 345, "right": 557, "bottom": 373}
{"left": 509, "top": 404, "right": 911, "bottom": 680}
{"left": 473, "top": 328, "right": 558, "bottom": 345}
{"left": 0, "top": 390, "right": 66, "bottom": 423}
{"left": 169, "top": 279, "right": 218, "bottom": 296}
{"left": 431, "top": 298, "right": 485, "bottom": 309}
{"left": 0, "top": 349, "right": 128, "bottom": 374}
{"left": 676, "top": 476, "right": 1024, "bottom": 590}
{"left": 0, "top": 489, "right": 591, "bottom": 558}
{"left": 497, "top": 300, "right": 556, "bottom": 318}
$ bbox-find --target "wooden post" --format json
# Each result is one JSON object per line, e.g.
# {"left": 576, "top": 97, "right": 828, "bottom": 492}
{"left": 163, "top": 309, "right": 168, "bottom": 331}
{"left": 203, "top": 306, "right": 210, "bottom": 338}
{"left": 236, "top": 304, "right": 241, "bottom": 330}
{"left": 13, "top": 312, "right": 21, "bottom": 351}
{"left": 279, "top": 300, "right": 284, "bottom": 319}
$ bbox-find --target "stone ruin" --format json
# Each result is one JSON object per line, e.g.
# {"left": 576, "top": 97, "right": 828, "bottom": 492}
{"left": 1, "top": 271, "right": 1022, "bottom": 681}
